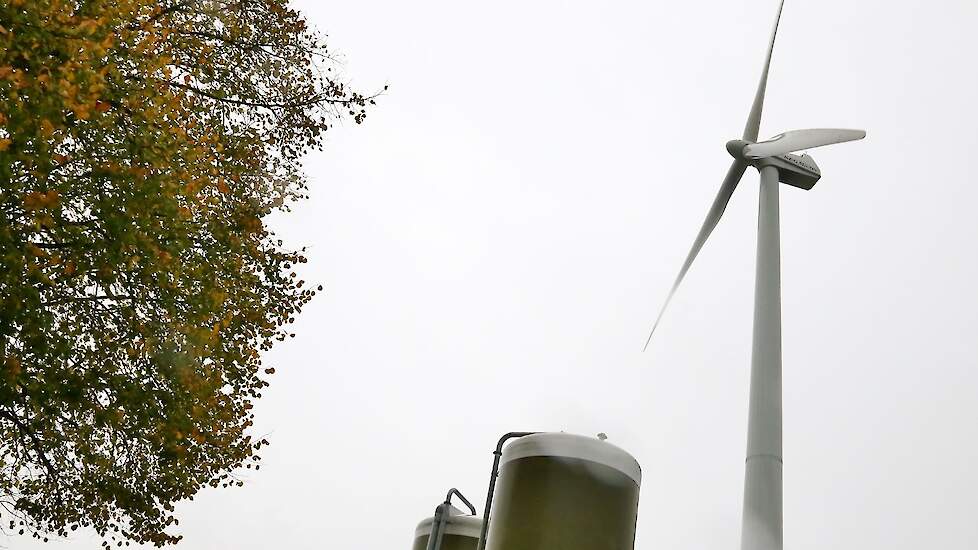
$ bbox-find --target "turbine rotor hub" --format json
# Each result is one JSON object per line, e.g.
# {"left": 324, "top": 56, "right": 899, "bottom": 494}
{"left": 726, "top": 139, "right": 751, "bottom": 159}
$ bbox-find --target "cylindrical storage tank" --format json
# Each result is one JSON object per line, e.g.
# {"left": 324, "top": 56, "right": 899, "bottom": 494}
{"left": 412, "top": 513, "right": 482, "bottom": 550}
{"left": 485, "top": 432, "right": 641, "bottom": 550}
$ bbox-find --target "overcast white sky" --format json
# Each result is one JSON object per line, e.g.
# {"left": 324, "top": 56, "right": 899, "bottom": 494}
{"left": 14, "top": 0, "right": 978, "bottom": 548}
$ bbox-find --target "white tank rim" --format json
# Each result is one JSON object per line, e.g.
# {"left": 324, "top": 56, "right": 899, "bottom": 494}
{"left": 500, "top": 432, "right": 642, "bottom": 485}
{"left": 414, "top": 514, "right": 483, "bottom": 540}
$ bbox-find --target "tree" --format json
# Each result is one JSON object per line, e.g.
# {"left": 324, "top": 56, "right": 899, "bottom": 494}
{"left": 0, "top": 0, "right": 379, "bottom": 546}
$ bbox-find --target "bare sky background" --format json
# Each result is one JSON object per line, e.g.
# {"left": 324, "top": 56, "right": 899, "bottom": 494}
{"left": 12, "top": 0, "right": 978, "bottom": 548}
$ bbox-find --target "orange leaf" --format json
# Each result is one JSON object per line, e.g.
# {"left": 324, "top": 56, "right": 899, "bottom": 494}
{"left": 39, "top": 119, "right": 55, "bottom": 137}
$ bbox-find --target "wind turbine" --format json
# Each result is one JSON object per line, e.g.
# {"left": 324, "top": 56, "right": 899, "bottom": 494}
{"left": 643, "top": 2, "right": 865, "bottom": 550}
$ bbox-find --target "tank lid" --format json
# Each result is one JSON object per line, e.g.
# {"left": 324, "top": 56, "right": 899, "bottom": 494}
{"left": 500, "top": 432, "right": 642, "bottom": 485}
{"left": 414, "top": 514, "right": 483, "bottom": 540}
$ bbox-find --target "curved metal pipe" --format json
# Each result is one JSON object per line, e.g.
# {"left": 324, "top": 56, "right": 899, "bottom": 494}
{"left": 446, "top": 488, "right": 477, "bottom": 516}
{"left": 426, "top": 487, "right": 478, "bottom": 550}
{"left": 475, "top": 431, "right": 538, "bottom": 550}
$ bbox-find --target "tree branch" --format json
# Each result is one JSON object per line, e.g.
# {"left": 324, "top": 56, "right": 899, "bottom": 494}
{"left": 0, "top": 409, "right": 60, "bottom": 484}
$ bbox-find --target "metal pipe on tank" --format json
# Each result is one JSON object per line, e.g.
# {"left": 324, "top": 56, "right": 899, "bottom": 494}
{"left": 426, "top": 488, "right": 478, "bottom": 550}
{"left": 425, "top": 503, "right": 446, "bottom": 550}
{"left": 475, "top": 432, "right": 538, "bottom": 550}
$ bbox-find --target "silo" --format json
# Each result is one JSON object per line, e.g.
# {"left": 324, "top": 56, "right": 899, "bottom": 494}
{"left": 484, "top": 432, "right": 641, "bottom": 550}
{"left": 413, "top": 513, "right": 482, "bottom": 550}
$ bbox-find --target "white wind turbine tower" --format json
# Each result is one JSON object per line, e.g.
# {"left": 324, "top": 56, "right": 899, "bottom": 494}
{"left": 643, "top": 1, "right": 865, "bottom": 550}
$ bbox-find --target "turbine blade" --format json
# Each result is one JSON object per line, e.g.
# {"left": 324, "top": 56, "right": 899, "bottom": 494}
{"left": 743, "top": 128, "right": 866, "bottom": 158}
{"left": 743, "top": 0, "right": 786, "bottom": 142}
{"left": 644, "top": 160, "right": 749, "bottom": 351}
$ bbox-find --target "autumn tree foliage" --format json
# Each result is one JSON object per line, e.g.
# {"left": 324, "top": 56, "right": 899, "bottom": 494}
{"left": 0, "top": 0, "right": 377, "bottom": 546}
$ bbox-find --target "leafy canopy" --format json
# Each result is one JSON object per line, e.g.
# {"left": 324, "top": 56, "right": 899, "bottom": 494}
{"left": 0, "top": 0, "right": 378, "bottom": 546}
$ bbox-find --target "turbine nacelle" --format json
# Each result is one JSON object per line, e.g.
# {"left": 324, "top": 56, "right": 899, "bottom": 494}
{"left": 726, "top": 138, "right": 822, "bottom": 190}
{"left": 757, "top": 152, "right": 821, "bottom": 190}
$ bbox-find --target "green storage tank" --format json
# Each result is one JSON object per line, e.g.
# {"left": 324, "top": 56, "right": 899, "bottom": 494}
{"left": 413, "top": 513, "right": 482, "bottom": 550}
{"left": 484, "top": 433, "right": 641, "bottom": 550}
